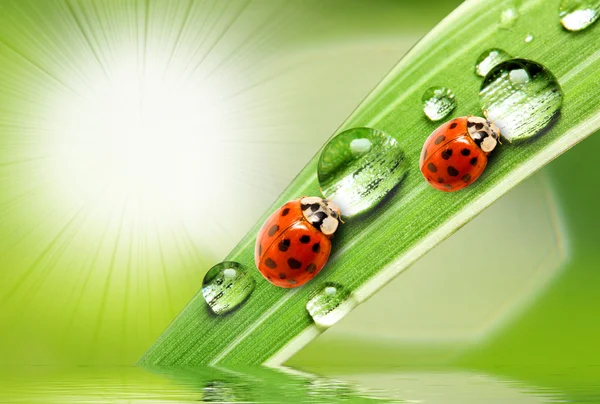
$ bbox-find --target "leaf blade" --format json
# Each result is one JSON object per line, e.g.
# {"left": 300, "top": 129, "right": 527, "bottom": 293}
{"left": 140, "top": 0, "right": 600, "bottom": 366}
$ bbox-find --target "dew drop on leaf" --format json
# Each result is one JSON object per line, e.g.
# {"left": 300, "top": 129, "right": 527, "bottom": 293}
{"left": 306, "top": 282, "right": 358, "bottom": 328}
{"left": 479, "top": 58, "right": 563, "bottom": 142}
{"left": 202, "top": 261, "right": 255, "bottom": 315}
{"left": 317, "top": 127, "right": 407, "bottom": 217}
{"left": 475, "top": 48, "right": 512, "bottom": 77}
{"left": 422, "top": 86, "right": 457, "bottom": 121}
{"left": 559, "top": 0, "right": 600, "bottom": 31}
{"left": 500, "top": 6, "right": 520, "bottom": 28}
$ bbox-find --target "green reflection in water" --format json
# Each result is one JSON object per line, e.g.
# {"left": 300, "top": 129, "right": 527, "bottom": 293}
{"left": 0, "top": 366, "right": 387, "bottom": 403}
{"left": 2, "top": 365, "right": 597, "bottom": 403}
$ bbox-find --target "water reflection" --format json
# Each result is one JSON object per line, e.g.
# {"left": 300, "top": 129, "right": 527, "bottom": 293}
{"left": 0, "top": 365, "right": 386, "bottom": 403}
{"left": 0, "top": 365, "right": 594, "bottom": 403}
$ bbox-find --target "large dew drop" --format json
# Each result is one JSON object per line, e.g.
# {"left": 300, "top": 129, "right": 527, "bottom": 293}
{"left": 479, "top": 59, "right": 563, "bottom": 142}
{"left": 202, "top": 261, "right": 255, "bottom": 315}
{"left": 475, "top": 48, "right": 512, "bottom": 77}
{"left": 559, "top": 0, "right": 600, "bottom": 31}
{"left": 422, "top": 86, "right": 457, "bottom": 121}
{"left": 317, "top": 127, "right": 407, "bottom": 217}
{"left": 306, "top": 282, "right": 358, "bottom": 328}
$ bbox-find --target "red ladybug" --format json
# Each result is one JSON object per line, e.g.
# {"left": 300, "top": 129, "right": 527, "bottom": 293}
{"left": 420, "top": 116, "right": 500, "bottom": 192}
{"left": 255, "top": 197, "right": 341, "bottom": 288}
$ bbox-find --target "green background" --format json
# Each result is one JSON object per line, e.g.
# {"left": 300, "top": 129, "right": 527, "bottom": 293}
{"left": 0, "top": 0, "right": 599, "bottom": 399}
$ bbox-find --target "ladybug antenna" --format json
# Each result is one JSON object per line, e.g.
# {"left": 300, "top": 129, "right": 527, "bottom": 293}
{"left": 318, "top": 187, "right": 344, "bottom": 224}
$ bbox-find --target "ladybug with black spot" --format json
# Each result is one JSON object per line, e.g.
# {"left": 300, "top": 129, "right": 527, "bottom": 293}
{"left": 255, "top": 197, "right": 341, "bottom": 288}
{"left": 419, "top": 115, "right": 501, "bottom": 192}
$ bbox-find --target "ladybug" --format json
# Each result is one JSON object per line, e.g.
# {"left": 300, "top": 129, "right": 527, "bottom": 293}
{"left": 419, "top": 116, "right": 500, "bottom": 192}
{"left": 255, "top": 197, "right": 341, "bottom": 288}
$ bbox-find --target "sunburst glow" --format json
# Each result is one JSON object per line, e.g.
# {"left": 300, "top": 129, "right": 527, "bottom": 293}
{"left": 0, "top": 0, "right": 413, "bottom": 365}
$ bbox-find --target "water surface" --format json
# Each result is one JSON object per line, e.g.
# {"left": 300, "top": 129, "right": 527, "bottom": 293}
{"left": 1, "top": 365, "right": 598, "bottom": 403}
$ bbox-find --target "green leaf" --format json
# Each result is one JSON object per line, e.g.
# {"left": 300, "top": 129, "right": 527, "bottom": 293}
{"left": 139, "top": 0, "right": 600, "bottom": 366}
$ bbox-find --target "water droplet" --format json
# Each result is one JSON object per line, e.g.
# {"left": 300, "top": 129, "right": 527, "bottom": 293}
{"left": 479, "top": 59, "right": 563, "bottom": 143}
{"left": 524, "top": 33, "right": 534, "bottom": 42}
{"left": 422, "top": 86, "right": 457, "bottom": 121}
{"left": 475, "top": 48, "right": 512, "bottom": 77}
{"left": 500, "top": 6, "right": 520, "bottom": 28}
{"left": 306, "top": 282, "right": 358, "bottom": 328}
{"left": 560, "top": 0, "right": 600, "bottom": 31}
{"left": 202, "top": 261, "right": 255, "bottom": 315}
{"left": 317, "top": 127, "right": 407, "bottom": 217}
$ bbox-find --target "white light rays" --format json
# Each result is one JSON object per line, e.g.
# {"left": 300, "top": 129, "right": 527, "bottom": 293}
{"left": 0, "top": 0, "right": 320, "bottom": 364}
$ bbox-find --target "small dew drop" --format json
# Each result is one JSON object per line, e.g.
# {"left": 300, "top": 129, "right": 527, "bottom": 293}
{"left": 202, "top": 261, "right": 255, "bottom": 315}
{"left": 306, "top": 282, "right": 358, "bottom": 329}
{"left": 559, "top": 0, "right": 600, "bottom": 31}
{"left": 479, "top": 58, "right": 563, "bottom": 142}
{"left": 475, "top": 48, "right": 512, "bottom": 77}
{"left": 524, "top": 33, "right": 534, "bottom": 42}
{"left": 318, "top": 127, "right": 407, "bottom": 217}
{"left": 422, "top": 86, "right": 457, "bottom": 121}
{"left": 500, "top": 6, "right": 520, "bottom": 28}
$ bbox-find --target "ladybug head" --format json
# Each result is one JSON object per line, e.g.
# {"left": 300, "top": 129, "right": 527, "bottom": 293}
{"left": 466, "top": 116, "right": 501, "bottom": 154}
{"left": 300, "top": 197, "right": 342, "bottom": 236}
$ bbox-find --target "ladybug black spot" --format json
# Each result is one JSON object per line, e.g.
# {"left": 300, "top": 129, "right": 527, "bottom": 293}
{"left": 279, "top": 273, "right": 287, "bottom": 279}
{"left": 312, "top": 243, "right": 321, "bottom": 253}
{"left": 288, "top": 258, "right": 302, "bottom": 269}
{"left": 265, "top": 258, "right": 277, "bottom": 269}
{"left": 306, "top": 263, "right": 317, "bottom": 273}
{"left": 447, "top": 166, "right": 459, "bottom": 177}
{"left": 437, "top": 178, "right": 444, "bottom": 183}
{"left": 461, "top": 148, "right": 471, "bottom": 156}
{"left": 470, "top": 157, "right": 478, "bottom": 166}
{"left": 449, "top": 122, "right": 458, "bottom": 129}
{"left": 278, "top": 239, "right": 291, "bottom": 252}
{"left": 281, "top": 208, "right": 290, "bottom": 216}
{"left": 268, "top": 225, "right": 279, "bottom": 237}
{"left": 434, "top": 135, "right": 446, "bottom": 145}
{"left": 441, "top": 149, "right": 453, "bottom": 160}
{"left": 300, "top": 235, "right": 311, "bottom": 244}
{"left": 462, "top": 173, "right": 472, "bottom": 183}
{"left": 427, "top": 162, "right": 438, "bottom": 173}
